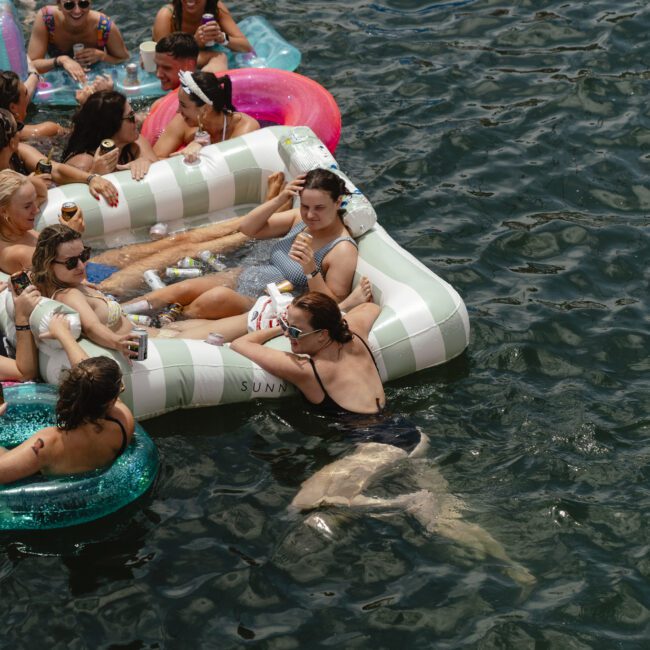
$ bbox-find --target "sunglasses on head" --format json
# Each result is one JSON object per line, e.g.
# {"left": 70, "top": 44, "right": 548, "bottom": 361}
{"left": 122, "top": 110, "right": 136, "bottom": 124}
{"left": 62, "top": 0, "right": 90, "bottom": 10}
{"left": 278, "top": 315, "right": 323, "bottom": 340}
{"left": 53, "top": 246, "right": 92, "bottom": 270}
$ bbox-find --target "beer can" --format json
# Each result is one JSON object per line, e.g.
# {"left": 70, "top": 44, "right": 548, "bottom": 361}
{"left": 131, "top": 328, "right": 148, "bottom": 361}
{"left": 60, "top": 201, "right": 78, "bottom": 222}
{"left": 149, "top": 222, "right": 168, "bottom": 240}
{"left": 198, "top": 250, "right": 227, "bottom": 272}
{"left": 276, "top": 280, "right": 294, "bottom": 293}
{"left": 143, "top": 269, "right": 166, "bottom": 290}
{"left": 158, "top": 303, "right": 183, "bottom": 327}
{"left": 35, "top": 158, "right": 53, "bottom": 175}
{"left": 10, "top": 270, "right": 31, "bottom": 296}
{"left": 205, "top": 332, "right": 225, "bottom": 346}
{"left": 165, "top": 267, "right": 202, "bottom": 280}
{"left": 122, "top": 299, "right": 152, "bottom": 315}
{"left": 201, "top": 13, "right": 216, "bottom": 46}
{"left": 127, "top": 314, "right": 153, "bottom": 327}
{"left": 177, "top": 257, "right": 203, "bottom": 269}
{"left": 100, "top": 138, "right": 116, "bottom": 154}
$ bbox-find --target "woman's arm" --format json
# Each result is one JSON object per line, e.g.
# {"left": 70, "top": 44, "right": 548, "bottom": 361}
{"left": 43, "top": 313, "right": 89, "bottom": 367}
{"left": 26, "top": 11, "right": 55, "bottom": 75}
{"left": 152, "top": 5, "right": 173, "bottom": 42}
{"left": 239, "top": 176, "right": 305, "bottom": 238}
{"left": 13, "top": 284, "right": 41, "bottom": 381}
{"left": 230, "top": 326, "right": 311, "bottom": 386}
{"left": 216, "top": 2, "right": 252, "bottom": 52}
{"left": 52, "top": 288, "right": 137, "bottom": 360}
{"left": 116, "top": 136, "right": 158, "bottom": 181}
{"left": 0, "top": 429, "right": 54, "bottom": 484}
{"left": 153, "top": 114, "right": 191, "bottom": 158}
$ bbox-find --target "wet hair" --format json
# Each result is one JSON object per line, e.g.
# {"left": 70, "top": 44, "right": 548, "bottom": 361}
{"left": 31, "top": 224, "right": 83, "bottom": 291}
{"left": 0, "top": 71, "right": 20, "bottom": 110}
{"left": 156, "top": 32, "right": 199, "bottom": 60}
{"left": 56, "top": 356, "right": 122, "bottom": 430}
{"left": 0, "top": 108, "right": 18, "bottom": 150}
{"left": 182, "top": 71, "right": 235, "bottom": 114}
{"left": 171, "top": 0, "right": 219, "bottom": 32}
{"left": 301, "top": 168, "right": 350, "bottom": 219}
{"left": 292, "top": 292, "right": 353, "bottom": 344}
{"left": 62, "top": 91, "right": 128, "bottom": 161}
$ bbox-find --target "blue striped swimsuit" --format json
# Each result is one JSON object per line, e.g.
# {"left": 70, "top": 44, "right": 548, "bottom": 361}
{"left": 237, "top": 223, "right": 357, "bottom": 296}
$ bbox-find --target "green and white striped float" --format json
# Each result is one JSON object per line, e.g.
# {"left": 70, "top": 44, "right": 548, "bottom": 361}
{"left": 0, "top": 126, "right": 469, "bottom": 420}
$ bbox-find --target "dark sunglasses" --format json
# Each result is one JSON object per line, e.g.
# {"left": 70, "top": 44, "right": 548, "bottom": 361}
{"left": 62, "top": 0, "right": 90, "bottom": 10}
{"left": 53, "top": 246, "right": 92, "bottom": 270}
{"left": 122, "top": 111, "right": 136, "bottom": 124}
{"left": 278, "top": 315, "right": 323, "bottom": 340}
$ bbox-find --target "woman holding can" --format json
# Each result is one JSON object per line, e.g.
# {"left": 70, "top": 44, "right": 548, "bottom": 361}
{"left": 27, "top": 0, "right": 129, "bottom": 84}
{"left": 63, "top": 90, "right": 158, "bottom": 182}
{"left": 0, "top": 169, "right": 85, "bottom": 275}
{"left": 152, "top": 0, "right": 251, "bottom": 73}
{"left": 0, "top": 110, "right": 119, "bottom": 207}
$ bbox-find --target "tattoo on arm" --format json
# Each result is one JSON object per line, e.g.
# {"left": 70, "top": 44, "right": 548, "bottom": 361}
{"left": 31, "top": 438, "right": 45, "bottom": 456}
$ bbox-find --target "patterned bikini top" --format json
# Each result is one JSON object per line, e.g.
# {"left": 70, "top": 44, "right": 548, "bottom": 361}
{"left": 41, "top": 6, "right": 113, "bottom": 57}
{"left": 52, "top": 287, "right": 123, "bottom": 329}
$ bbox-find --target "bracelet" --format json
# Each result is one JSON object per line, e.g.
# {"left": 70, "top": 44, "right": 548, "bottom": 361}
{"left": 53, "top": 56, "right": 60, "bottom": 68}
{"left": 15, "top": 324, "right": 31, "bottom": 331}
{"left": 86, "top": 173, "right": 99, "bottom": 184}
{"left": 307, "top": 268, "right": 320, "bottom": 279}
{"left": 222, "top": 33, "right": 229, "bottom": 47}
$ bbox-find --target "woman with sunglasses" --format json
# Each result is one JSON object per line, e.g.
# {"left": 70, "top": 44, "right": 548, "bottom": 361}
{"left": 153, "top": 0, "right": 251, "bottom": 74}
{"left": 0, "top": 314, "right": 135, "bottom": 483}
{"left": 0, "top": 109, "right": 119, "bottom": 207}
{"left": 63, "top": 91, "right": 158, "bottom": 182}
{"left": 153, "top": 70, "right": 259, "bottom": 159}
{"left": 27, "top": 0, "right": 129, "bottom": 84}
{"left": 0, "top": 71, "right": 65, "bottom": 141}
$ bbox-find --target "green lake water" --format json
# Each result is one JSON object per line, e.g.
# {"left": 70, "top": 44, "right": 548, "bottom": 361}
{"left": 2, "top": 0, "right": 650, "bottom": 647}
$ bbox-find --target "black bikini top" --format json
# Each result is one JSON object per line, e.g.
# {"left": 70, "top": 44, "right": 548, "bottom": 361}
{"left": 104, "top": 414, "right": 128, "bottom": 458}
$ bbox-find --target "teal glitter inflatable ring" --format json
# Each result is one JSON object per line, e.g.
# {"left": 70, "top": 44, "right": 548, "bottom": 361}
{"left": 0, "top": 383, "right": 159, "bottom": 530}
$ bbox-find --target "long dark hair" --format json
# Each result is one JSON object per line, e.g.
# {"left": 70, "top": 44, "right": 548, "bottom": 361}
{"left": 62, "top": 91, "right": 129, "bottom": 161}
{"left": 57, "top": 356, "right": 122, "bottom": 430}
{"left": 183, "top": 71, "right": 235, "bottom": 114}
{"left": 0, "top": 71, "right": 20, "bottom": 110}
{"left": 0, "top": 108, "right": 18, "bottom": 150}
{"left": 31, "top": 224, "right": 83, "bottom": 292}
{"left": 292, "top": 292, "right": 353, "bottom": 344}
{"left": 301, "top": 169, "right": 350, "bottom": 220}
{"left": 172, "top": 0, "right": 219, "bottom": 31}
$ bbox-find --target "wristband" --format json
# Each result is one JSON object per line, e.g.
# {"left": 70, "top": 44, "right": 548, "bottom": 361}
{"left": 307, "top": 268, "right": 320, "bottom": 279}
{"left": 15, "top": 324, "right": 31, "bottom": 331}
{"left": 222, "top": 33, "right": 229, "bottom": 47}
{"left": 86, "top": 173, "right": 99, "bottom": 184}
{"left": 53, "top": 56, "right": 60, "bottom": 68}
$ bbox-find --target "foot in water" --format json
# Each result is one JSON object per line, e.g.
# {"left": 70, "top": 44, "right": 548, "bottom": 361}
{"left": 340, "top": 276, "right": 374, "bottom": 312}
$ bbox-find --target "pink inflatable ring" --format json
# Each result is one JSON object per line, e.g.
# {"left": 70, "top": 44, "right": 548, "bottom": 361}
{"left": 141, "top": 68, "right": 341, "bottom": 153}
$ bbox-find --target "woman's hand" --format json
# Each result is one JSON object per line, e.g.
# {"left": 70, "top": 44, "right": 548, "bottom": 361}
{"left": 91, "top": 146, "right": 119, "bottom": 175}
{"left": 59, "top": 206, "right": 85, "bottom": 234}
{"left": 75, "top": 48, "right": 105, "bottom": 67}
{"left": 119, "top": 332, "right": 141, "bottom": 363}
{"left": 117, "top": 158, "right": 151, "bottom": 181}
{"left": 279, "top": 174, "right": 306, "bottom": 204}
{"left": 171, "top": 141, "right": 202, "bottom": 164}
{"left": 41, "top": 312, "right": 72, "bottom": 341}
{"left": 12, "top": 284, "right": 41, "bottom": 325}
{"left": 88, "top": 174, "right": 119, "bottom": 207}
{"left": 195, "top": 21, "right": 221, "bottom": 48}
{"left": 75, "top": 74, "right": 114, "bottom": 104}
{"left": 58, "top": 56, "right": 87, "bottom": 84}
{"left": 288, "top": 232, "right": 316, "bottom": 274}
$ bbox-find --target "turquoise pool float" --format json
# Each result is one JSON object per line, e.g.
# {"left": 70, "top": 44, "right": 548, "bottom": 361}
{"left": 0, "top": 383, "right": 159, "bottom": 530}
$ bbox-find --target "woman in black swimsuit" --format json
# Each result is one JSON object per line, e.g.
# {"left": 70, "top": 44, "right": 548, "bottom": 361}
{"left": 0, "top": 314, "right": 134, "bottom": 484}
{"left": 231, "top": 292, "right": 536, "bottom": 585}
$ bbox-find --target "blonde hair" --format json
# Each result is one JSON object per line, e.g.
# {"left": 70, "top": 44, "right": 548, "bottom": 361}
{"left": 0, "top": 169, "right": 29, "bottom": 237}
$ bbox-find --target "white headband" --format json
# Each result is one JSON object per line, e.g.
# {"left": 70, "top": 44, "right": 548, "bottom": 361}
{"left": 178, "top": 70, "right": 212, "bottom": 106}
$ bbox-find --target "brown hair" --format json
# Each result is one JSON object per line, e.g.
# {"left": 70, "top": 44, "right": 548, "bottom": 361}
{"left": 292, "top": 292, "right": 352, "bottom": 344}
{"left": 56, "top": 356, "right": 122, "bottom": 430}
{"left": 301, "top": 168, "right": 350, "bottom": 220}
{"left": 31, "top": 224, "right": 83, "bottom": 293}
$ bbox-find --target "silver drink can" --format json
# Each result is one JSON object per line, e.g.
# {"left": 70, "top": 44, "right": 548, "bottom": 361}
{"left": 205, "top": 332, "right": 225, "bottom": 346}
{"left": 149, "top": 222, "right": 168, "bottom": 240}
{"left": 127, "top": 314, "right": 153, "bottom": 327}
{"left": 198, "top": 250, "right": 227, "bottom": 272}
{"left": 165, "top": 267, "right": 202, "bottom": 279}
{"left": 177, "top": 257, "right": 203, "bottom": 269}
{"left": 144, "top": 269, "right": 166, "bottom": 290}
{"left": 131, "top": 328, "right": 148, "bottom": 361}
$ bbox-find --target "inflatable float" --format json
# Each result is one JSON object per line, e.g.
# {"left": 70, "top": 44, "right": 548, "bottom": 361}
{"left": 0, "top": 383, "right": 159, "bottom": 530}
{"left": 0, "top": 1, "right": 300, "bottom": 106}
{"left": 142, "top": 68, "right": 341, "bottom": 153}
{"left": 0, "top": 126, "right": 470, "bottom": 420}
